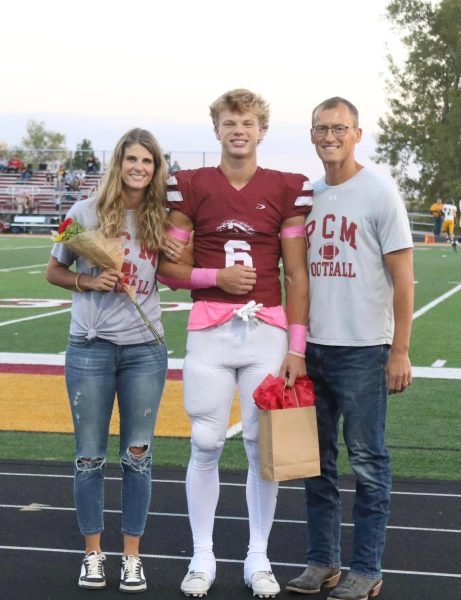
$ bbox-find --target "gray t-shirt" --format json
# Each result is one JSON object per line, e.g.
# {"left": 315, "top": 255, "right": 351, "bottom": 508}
{"left": 52, "top": 197, "right": 164, "bottom": 345}
{"left": 306, "top": 168, "right": 413, "bottom": 346}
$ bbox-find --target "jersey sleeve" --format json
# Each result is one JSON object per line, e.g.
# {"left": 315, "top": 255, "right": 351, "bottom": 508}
{"left": 282, "top": 173, "right": 313, "bottom": 221}
{"left": 166, "top": 169, "right": 198, "bottom": 220}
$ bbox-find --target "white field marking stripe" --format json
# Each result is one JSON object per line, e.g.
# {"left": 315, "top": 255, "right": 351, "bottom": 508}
{"left": 226, "top": 422, "right": 242, "bottom": 438}
{"left": 412, "top": 367, "right": 461, "bottom": 379}
{"left": 1, "top": 503, "right": 459, "bottom": 534}
{"left": 2, "top": 351, "right": 461, "bottom": 379}
{"left": 0, "top": 263, "right": 48, "bottom": 272}
{"left": 0, "top": 353, "right": 184, "bottom": 370}
{"left": 0, "top": 309, "right": 71, "bottom": 327}
{"left": 0, "top": 246, "right": 51, "bottom": 251}
{"left": 431, "top": 359, "right": 447, "bottom": 368}
{"left": 0, "top": 472, "right": 460, "bottom": 498}
{"left": 0, "top": 284, "right": 169, "bottom": 328}
{"left": 412, "top": 283, "right": 461, "bottom": 320}
{"left": 0, "top": 546, "right": 460, "bottom": 578}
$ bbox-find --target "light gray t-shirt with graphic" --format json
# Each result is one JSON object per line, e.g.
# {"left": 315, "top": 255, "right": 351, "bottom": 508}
{"left": 52, "top": 197, "right": 164, "bottom": 345}
{"left": 306, "top": 168, "right": 413, "bottom": 347}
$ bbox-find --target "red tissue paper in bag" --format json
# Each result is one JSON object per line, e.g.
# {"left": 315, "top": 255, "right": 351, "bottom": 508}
{"left": 253, "top": 374, "right": 315, "bottom": 410}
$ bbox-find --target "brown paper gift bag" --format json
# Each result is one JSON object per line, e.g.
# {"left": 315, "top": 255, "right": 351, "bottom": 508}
{"left": 259, "top": 405, "right": 321, "bottom": 482}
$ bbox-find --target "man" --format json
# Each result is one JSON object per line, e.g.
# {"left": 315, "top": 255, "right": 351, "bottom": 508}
{"left": 429, "top": 197, "right": 444, "bottom": 239}
{"left": 157, "top": 89, "right": 312, "bottom": 598}
{"left": 168, "top": 159, "right": 181, "bottom": 175}
{"left": 441, "top": 199, "right": 457, "bottom": 250}
{"left": 286, "top": 97, "right": 414, "bottom": 600}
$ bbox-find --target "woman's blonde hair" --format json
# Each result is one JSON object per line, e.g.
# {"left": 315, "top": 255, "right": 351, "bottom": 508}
{"left": 96, "top": 128, "right": 168, "bottom": 250}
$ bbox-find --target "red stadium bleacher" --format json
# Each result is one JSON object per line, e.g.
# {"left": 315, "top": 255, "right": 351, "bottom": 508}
{"left": 0, "top": 170, "right": 103, "bottom": 219}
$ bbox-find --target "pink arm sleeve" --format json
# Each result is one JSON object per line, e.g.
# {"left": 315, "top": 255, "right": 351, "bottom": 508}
{"left": 167, "top": 225, "right": 191, "bottom": 243}
{"left": 281, "top": 225, "right": 306, "bottom": 238}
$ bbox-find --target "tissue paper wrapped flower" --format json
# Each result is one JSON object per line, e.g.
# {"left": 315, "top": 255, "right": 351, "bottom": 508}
{"left": 253, "top": 374, "right": 316, "bottom": 410}
{"left": 53, "top": 218, "right": 125, "bottom": 271}
{"left": 53, "top": 218, "right": 164, "bottom": 343}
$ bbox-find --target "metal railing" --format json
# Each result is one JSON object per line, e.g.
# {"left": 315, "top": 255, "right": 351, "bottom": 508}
{"left": 1, "top": 149, "right": 222, "bottom": 173}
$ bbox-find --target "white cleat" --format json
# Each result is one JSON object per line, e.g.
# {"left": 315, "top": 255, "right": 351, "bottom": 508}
{"left": 180, "top": 571, "right": 213, "bottom": 597}
{"left": 245, "top": 571, "right": 281, "bottom": 598}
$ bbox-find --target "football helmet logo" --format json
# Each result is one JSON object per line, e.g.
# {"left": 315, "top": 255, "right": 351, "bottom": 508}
{"left": 217, "top": 220, "right": 256, "bottom": 235}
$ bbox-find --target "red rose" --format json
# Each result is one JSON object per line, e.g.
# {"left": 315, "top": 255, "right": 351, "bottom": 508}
{"left": 58, "top": 217, "right": 73, "bottom": 234}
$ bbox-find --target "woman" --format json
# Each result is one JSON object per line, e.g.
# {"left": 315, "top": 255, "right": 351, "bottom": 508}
{"left": 47, "top": 129, "right": 168, "bottom": 593}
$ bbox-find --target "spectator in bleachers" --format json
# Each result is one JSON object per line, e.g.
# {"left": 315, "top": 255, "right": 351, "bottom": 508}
{"left": 7, "top": 156, "right": 22, "bottom": 173}
{"left": 85, "top": 155, "right": 97, "bottom": 173}
{"left": 57, "top": 165, "right": 66, "bottom": 182}
{"left": 46, "top": 164, "right": 56, "bottom": 184}
{"left": 19, "top": 163, "right": 34, "bottom": 182}
{"left": 168, "top": 159, "right": 181, "bottom": 175}
{"left": 55, "top": 192, "right": 62, "bottom": 213}
{"left": 69, "top": 173, "right": 82, "bottom": 192}
{"left": 55, "top": 174, "right": 65, "bottom": 211}
{"left": 64, "top": 170, "right": 74, "bottom": 189}
{"left": 0, "top": 157, "right": 7, "bottom": 172}
{"left": 17, "top": 189, "right": 34, "bottom": 214}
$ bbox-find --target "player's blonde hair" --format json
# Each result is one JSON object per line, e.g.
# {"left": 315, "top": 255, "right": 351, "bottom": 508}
{"left": 209, "top": 89, "right": 270, "bottom": 133}
{"left": 96, "top": 128, "right": 167, "bottom": 250}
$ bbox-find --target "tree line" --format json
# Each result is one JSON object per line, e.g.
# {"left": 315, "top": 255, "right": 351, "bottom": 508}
{"left": 1, "top": 1, "right": 459, "bottom": 208}
{"left": 375, "top": 0, "right": 461, "bottom": 207}
{"left": 0, "top": 121, "right": 100, "bottom": 172}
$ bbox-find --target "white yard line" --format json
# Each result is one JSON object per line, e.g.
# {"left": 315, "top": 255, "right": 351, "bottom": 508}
{"left": 226, "top": 423, "right": 243, "bottom": 438}
{"left": 431, "top": 360, "right": 447, "bottom": 368}
{"left": 0, "top": 246, "right": 51, "bottom": 252}
{"left": 412, "top": 283, "right": 461, "bottom": 320}
{"left": 5, "top": 356, "right": 461, "bottom": 380}
{"left": 0, "top": 309, "right": 71, "bottom": 327}
{"left": 0, "top": 352, "right": 184, "bottom": 370}
{"left": 0, "top": 263, "right": 48, "bottom": 272}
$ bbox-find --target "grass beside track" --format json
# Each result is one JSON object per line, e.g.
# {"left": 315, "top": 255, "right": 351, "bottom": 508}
{"left": 1, "top": 377, "right": 460, "bottom": 480}
{"left": 1, "top": 238, "right": 461, "bottom": 480}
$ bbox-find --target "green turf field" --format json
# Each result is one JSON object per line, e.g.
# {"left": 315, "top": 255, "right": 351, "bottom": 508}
{"left": 0, "top": 236, "right": 460, "bottom": 479}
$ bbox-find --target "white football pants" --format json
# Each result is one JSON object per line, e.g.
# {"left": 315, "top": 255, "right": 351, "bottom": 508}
{"left": 183, "top": 317, "right": 287, "bottom": 575}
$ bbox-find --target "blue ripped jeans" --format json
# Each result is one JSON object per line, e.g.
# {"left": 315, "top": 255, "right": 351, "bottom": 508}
{"left": 305, "top": 343, "right": 391, "bottom": 579}
{"left": 65, "top": 336, "right": 167, "bottom": 537}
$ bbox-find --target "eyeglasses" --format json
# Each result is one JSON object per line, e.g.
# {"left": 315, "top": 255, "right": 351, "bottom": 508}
{"left": 311, "top": 125, "right": 356, "bottom": 138}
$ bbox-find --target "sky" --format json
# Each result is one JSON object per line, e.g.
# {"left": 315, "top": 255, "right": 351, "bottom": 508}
{"left": 0, "top": 0, "right": 407, "bottom": 180}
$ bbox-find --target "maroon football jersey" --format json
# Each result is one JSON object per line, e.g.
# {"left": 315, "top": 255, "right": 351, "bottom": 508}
{"left": 167, "top": 167, "right": 312, "bottom": 306}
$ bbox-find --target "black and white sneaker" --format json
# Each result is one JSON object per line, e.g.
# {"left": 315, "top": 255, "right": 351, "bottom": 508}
{"left": 120, "top": 555, "right": 147, "bottom": 593}
{"left": 78, "top": 551, "right": 107, "bottom": 589}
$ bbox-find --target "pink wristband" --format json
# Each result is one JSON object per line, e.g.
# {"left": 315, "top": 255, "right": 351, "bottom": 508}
{"left": 157, "top": 268, "right": 218, "bottom": 290}
{"left": 281, "top": 225, "right": 306, "bottom": 238}
{"left": 289, "top": 323, "right": 308, "bottom": 354}
{"left": 167, "top": 225, "right": 191, "bottom": 243}
{"left": 190, "top": 268, "right": 218, "bottom": 288}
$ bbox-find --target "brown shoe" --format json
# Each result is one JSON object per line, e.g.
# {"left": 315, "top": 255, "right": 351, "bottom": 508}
{"left": 327, "top": 572, "right": 382, "bottom": 600}
{"left": 286, "top": 564, "right": 341, "bottom": 594}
